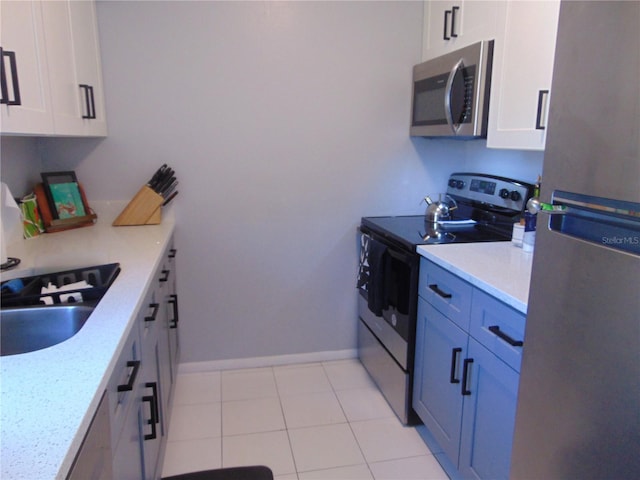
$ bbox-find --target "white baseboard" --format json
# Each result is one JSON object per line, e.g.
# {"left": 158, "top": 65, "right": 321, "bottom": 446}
{"left": 178, "top": 349, "right": 358, "bottom": 374}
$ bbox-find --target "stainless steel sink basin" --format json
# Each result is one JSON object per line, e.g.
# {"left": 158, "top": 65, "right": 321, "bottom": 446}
{"left": 0, "top": 305, "right": 94, "bottom": 356}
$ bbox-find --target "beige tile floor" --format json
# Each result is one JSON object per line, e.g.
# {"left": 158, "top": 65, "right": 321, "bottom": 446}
{"left": 161, "top": 359, "right": 449, "bottom": 480}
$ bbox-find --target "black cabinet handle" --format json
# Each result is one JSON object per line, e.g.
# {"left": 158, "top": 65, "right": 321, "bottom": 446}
{"left": 443, "top": 10, "right": 451, "bottom": 40}
{"left": 79, "top": 84, "right": 91, "bottom": 118}
{"left": 488, "top": 325, "right": 524, "bottom": 347}
{"left": 168, "top": 294, "right": 179, "bottom": 329}
{"left": 535, "top": 89, "right": 549, "bottom": 130}
{"left": 449, "top": 347, "right": 462, "bottom": 384}
{"left": 168, "top": 248, "right": 177, "bottom": 259}
{"left": 0, "top": 47, "right": 7, "bottom": 104}
{"left": 461, "top": 358, "right": 474, "bottom": 395}
{"left": 143, "top": 382, "right": 159, "bottom": 441}
{"left": 142, "top": 394, "right": 155, "bottom": 440}
{"left": 451, "top": 6, "right": 459, "bottom": 38}
{"left": 429, "top": 284, "right": 452, "bottom": 299}
{"left": 117, "top": 360, "right": 140, "bottom": 392}
{"left": 79, "top": 84, "right": 96, "bottom": 119}
{"left": 159, "top": 269, "right": 170, "bottom": 283}
{"left": 147, "top": 382, "right": 159, "bottom": 423}
{"left": 88, "top": 85, "right": 96, "bottom": 119}
{"left": 145, "top": 303, "right": 159, "bottom": 322}
{"left": 0, "top": 48, "right": 21, "bottom": 106}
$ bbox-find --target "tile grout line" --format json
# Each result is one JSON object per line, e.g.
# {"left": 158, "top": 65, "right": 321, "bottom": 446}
{"left": 321, "top": 361, "right": 377, "bottom": 480}
{"left": 272, "top": 365, "right": 301, "bottom": 478}
{"left": 164, "top": 361, "right": 448, "bottom": 479}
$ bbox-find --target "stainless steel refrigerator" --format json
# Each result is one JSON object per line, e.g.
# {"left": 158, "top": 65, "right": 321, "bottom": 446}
{"left": 510, "top": 2, "right": 640, "bottom": 479}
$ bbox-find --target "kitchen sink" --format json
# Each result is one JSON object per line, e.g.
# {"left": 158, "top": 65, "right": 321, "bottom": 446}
{"left": 0, "top": 305, "right": 94, "bottom": 356}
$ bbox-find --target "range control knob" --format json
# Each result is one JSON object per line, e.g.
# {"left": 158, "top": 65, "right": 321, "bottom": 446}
{"left": 499, "top": 188, "right": 510, "bottom": 199}
{"left": 448, "top": 178, "right": 458, "bottom": 188}
{"left": 455, "top": 180, "right": 465, "bottom": 189}
{"left": 510, "top": 191, "right": 522, "bottom": 201}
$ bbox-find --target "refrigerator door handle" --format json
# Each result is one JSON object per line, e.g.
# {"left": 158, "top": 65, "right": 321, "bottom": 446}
{"left": 544, "top": 191, "right": 640, "bottom": 256}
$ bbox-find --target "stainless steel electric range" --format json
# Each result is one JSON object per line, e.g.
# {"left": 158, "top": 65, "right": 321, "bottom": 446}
{"left": 357, "top": 173, "right": 534, "bottom": 425}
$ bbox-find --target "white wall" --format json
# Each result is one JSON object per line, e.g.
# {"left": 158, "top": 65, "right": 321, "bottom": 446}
{"left": 27, "top": 1, "right": 543, "bottom": 365}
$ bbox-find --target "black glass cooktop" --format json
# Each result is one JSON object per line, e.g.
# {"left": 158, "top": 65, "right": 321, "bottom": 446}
{"left": 361, "top": 215, "right": 511, "bottom": 251}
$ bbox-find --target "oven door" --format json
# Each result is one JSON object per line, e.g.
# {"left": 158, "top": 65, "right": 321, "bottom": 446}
{"left": 357, "top": 232, "right": 419, "bottom": 370}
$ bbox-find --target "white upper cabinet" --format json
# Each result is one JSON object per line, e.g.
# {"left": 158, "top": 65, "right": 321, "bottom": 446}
{"left": 42, "top": 0, "right": 107, "bottom": 136}
{"left": 68, "top": 0, "right": 107, "bottom": 136}
{"left": 0, "top": 1, "right": 54, "bottom": 134}
{"left": 421, "top": 1, "right": 502, "bottom": 61}
{"left": 0, "top": 0, "right": 107, "bottom": 136}
{"left": 486, "top": 0, "right": 560, "bottom": 150}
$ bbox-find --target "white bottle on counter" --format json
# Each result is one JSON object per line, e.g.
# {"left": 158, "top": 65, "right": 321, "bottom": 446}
{"left": 522, "top": 212, "right": 536, "bottom": 253}
{"left": 512, "top": 223, "right": 524, "bottom": 247}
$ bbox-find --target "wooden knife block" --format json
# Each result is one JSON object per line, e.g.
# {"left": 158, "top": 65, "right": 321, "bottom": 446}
{"left": 112, "top": 186, "right": 163, "bottom": 226}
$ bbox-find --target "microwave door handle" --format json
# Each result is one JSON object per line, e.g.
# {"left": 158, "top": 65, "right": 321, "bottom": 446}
{"left": 444, "top": 59, "right": 464, "bottom": 135}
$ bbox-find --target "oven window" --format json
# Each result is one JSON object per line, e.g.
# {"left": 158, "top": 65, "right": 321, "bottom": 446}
{"left": 387, "top": 256, "right": 411, "bottom": 315}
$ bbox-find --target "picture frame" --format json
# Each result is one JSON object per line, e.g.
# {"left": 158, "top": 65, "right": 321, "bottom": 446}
{"left": 40, "top": 171, "right": 87, "bottom": 220}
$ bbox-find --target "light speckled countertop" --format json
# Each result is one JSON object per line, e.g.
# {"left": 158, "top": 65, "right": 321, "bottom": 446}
{"left": 416, "top": 242, "right": 533, "bottom": 313}
{"left": 0, "top": 202, "right": 175, "bottom": 479}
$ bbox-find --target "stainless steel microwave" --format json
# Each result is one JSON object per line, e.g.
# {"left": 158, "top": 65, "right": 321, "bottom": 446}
{"left": 410, "top": 40, "right": 493, "bottom": 138}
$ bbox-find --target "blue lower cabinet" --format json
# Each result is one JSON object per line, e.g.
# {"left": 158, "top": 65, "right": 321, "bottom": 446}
{"left": 413, "top": 298, "right": 467, "bottom": 463}
{"left": 414, "top": 259, "right": 522, "bottom": 480}
{"left": 458, "top": 337, "right": 519, "bottom": 480}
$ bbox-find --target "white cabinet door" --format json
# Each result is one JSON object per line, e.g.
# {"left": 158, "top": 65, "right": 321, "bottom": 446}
{"left": 422, "top": 1, "right": 502, "bottom": 61}
{"left": 42, "top": 0, "right": 107, "bottom": 136}
{"left": 1, "top": 0, "right": 106, "bottom": 137}
{"left": 486, "top": 0, "right": 560, "bottom": 150}
{"left": 0, "top": 1, "right": 53, "bottom": 134}
{"left": 41, "top": 0, "right": 81, "bottom": 135}
{"left": 68, "top": 0, "right": 107, "bottom": 136}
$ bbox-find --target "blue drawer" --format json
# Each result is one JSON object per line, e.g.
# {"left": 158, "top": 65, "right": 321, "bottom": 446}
{"left": 470, "top": 289, "right": 526, "bottom": 372}
{"left": 419, "top": 258, "right": 472, "bottom": 331}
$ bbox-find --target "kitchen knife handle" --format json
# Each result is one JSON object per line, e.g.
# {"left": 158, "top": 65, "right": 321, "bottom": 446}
{"left": 450, "top": 347, "right": 462, "bottom": 384}
{"left": 488, "top": 325, "right": 524, "bottom": 347}
{"left": 461, "top": 358, "right": 474, "bottom": 395}
{"left": 117, "top": 360, "right": 140, "bottom": 392}
{"left": 429, "top": 284, "right": 452, "bottom": 299}
{"left": 145, "top": 302, "right": 159, "bottom": 322}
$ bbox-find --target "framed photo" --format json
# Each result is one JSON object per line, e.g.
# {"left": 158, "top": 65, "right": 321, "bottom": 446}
{"left": 41, "top": 171, "right": 87, "bottom": 220}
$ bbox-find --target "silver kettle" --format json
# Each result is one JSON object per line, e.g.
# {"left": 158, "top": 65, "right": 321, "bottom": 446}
{"left": 423, "top": 194, "right": 457, "bottom": 224}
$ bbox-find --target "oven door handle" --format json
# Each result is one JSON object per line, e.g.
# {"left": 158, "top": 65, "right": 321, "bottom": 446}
{"left": 386, "top": 246, "right": 418, "bottom": 266}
